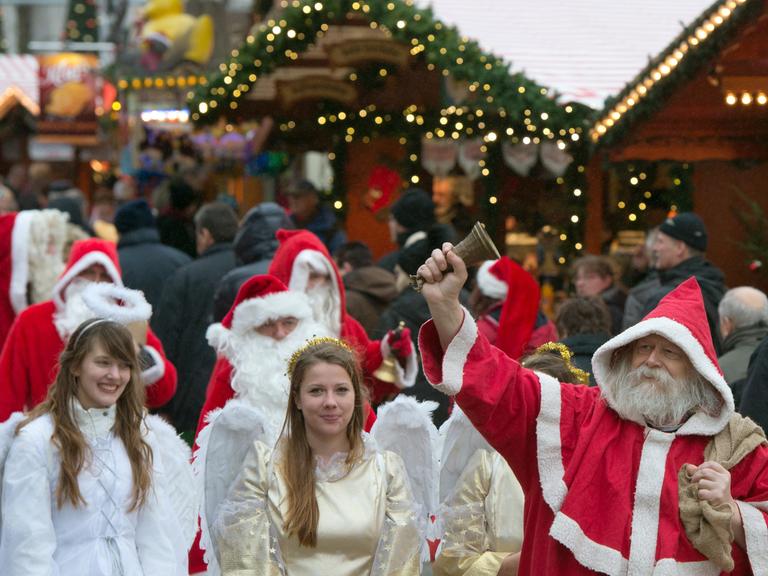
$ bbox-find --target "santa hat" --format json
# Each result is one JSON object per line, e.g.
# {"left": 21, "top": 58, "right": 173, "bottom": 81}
{"left": 592, "top": 277, "right": 733, "bottom": 436}
{"left": 206, "top": 274, "right": 313, "bottom": 353}
{"left": 476, "top": 257, "right": 540, "bottom": 360}
{"left": 81, "top": 283, "right": 152, "bottom": 324}
{"left": 52, "top": 238, "right": 123, "bottom": 310}
{"left": 268, "top": 229, "right": 346, "bottom": 322}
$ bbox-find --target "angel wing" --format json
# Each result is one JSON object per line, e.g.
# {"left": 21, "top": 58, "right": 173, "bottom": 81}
{"left": 0, "top": 413, "right": 26, "bottom": 544}
{"left": 371, "top": 395, "right": 440, "bottom": 562}
{"left": 144, "top": 415, "right": 197, "bottom": 547}
{"left": 193, "top": 399, "right": 269, "bottom": 575}
{"left": 438, "top": 405, "right": 492, "bottom": 504}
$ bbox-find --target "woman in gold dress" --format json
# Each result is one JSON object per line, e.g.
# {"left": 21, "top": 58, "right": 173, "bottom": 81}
{"left": 213, "top": 338, "right": 421, "bottom": 576}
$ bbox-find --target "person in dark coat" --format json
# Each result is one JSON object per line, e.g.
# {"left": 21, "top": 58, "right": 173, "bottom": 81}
{"left": 717, "top": 286, "right": 768, "bottom": 406}
{"left": 212, "top": 202, "right": 293, "bottom": 322}
{"left": 571, "top": 254, "right": 626, "bottom": 336}
{"left": 154, "top": 202, "right": 239, "bottom": 438}
{"left": 738, "top": 335, "right": 768, "bottom": 433}
{"left": 378, "top": 188, "right": 438, "bottom": 273}
{"left": 335, "top": 241, "right": 398, "bottom": 338}
{"left": 114, "top": 199, "right": 191, "bottom": 328}
{"left": 556, "top": 296, "right": 612, "bottom": 386}
{"left": 636, "top": 212, "right": 726, "bottom": 352}
{"left": 156, "top": 178, "right": 200, "bottom": 258}
{"left": 376, "top": 223, "right": 463, "bottom": 426}
{"left": 284, "top": 180, "right": 346, "bottom": 255}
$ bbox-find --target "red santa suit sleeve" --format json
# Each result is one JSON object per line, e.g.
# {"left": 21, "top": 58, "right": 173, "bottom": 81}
{"left": 729, "top": 446, "right": 768, "bottom": 574}
{"left": 142, "top": 328, "right": 177, "bottom": 408}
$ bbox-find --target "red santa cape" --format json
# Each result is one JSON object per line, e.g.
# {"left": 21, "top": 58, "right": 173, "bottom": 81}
{"left": 419, "top": 277, "right": 768, "bottom": 575}
{"left": 475, "top": 257, "right": 541, "bottom": 359}
{"left": 268, "top": 229, "right": 417, "bottom": 404}
{"left": 0, "top": 238, "right": 177, "bottom": 421}
{"left": 0, "top": 211, "right": 66, "bottom": 348}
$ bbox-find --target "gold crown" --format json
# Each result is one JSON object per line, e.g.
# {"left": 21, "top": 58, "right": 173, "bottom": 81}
{"left": 530, "top": 342, "right": 591, "bottom": 385}
{"left": 286, "top": 337, "right": 353, "bottom": 377}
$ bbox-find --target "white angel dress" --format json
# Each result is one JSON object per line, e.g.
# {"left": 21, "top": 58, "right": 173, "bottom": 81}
{"left": 212, "top": 436, "right": 422, "bottom": 576}
{"left": 0, "top": 401, "right": 196, "bottom": 576}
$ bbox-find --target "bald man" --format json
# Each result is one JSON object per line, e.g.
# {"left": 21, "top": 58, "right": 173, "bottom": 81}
{"left": 717, "top": 287, "right": 768, "bottom": 395}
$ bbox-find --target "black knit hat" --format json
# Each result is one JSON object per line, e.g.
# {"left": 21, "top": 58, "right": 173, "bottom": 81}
{"left": 390, "top": 188, "right": 435, "bottom": 231}
{"left": 659, "top": 212, "right": 708, "bottom": 251}
{"left": 114, "top": 199, "right": 156, "bottom": 233}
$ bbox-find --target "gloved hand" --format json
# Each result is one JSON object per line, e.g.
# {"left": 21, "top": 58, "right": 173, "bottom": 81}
{"left": 386, "top": 326, "right": 413, "bottom": 360}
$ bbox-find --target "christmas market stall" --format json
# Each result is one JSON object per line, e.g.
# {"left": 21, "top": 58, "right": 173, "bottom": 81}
{"left": 188, "top": 0, "right": 591, "bottom": 261}
{"left": 586, "top": 0, "right": 768, "bottom": 288}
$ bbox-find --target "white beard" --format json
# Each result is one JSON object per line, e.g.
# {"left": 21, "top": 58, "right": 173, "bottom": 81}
{"left": 306, "top": 284, "right": 341, "bottom": 336}
{"left": 226, "top": 319, "right": 331, "bottom": 441}
{"left": 608, "top": 362, "right": 722, "bottom": 429}
{"left": 53, "top": 279, "right": 98, "bottom": 340}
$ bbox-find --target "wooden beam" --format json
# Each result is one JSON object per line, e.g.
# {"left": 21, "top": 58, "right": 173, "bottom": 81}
{"left": 585, "top": 152, "right": 605, "bottom": 254}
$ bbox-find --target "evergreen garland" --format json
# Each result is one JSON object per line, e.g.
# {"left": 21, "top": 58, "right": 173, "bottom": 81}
{"left": 63, "top": 0, "right": 99, "bottom": 43}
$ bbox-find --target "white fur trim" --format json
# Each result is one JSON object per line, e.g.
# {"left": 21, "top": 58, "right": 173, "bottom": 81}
{"left": 53, "top": 252, "right": 123, "bottom": 309}
{"left": 550, "top": 512, "right": 628, "bottom": 574}
{"left": 230, "top": 290, "right": 312, "bottom": 335}
{"left": 81, "top": 283, "right": 152, "bottom": 324}
{"left": 192, "top": 406, "right": 223, "bottom": 571}
{"left": 652, "top": 559, "right": 719, "bottom": 575}
{"left": 592, "top": 316, "right": 733, "bottom": 436}
{"left": 425, "top": 308, "right": 477, "bottom": 396}
{"left": 9, "top": 212, "right": 33, "bottom": 313}
{"left": 290, "top": 249, "right": 331, "bottom": 293}
{"left": 476, "top": 260, "right": 508, "bottom": 300}
{"left": 627, "top": 429, "right": 674, "bottom": 575}
{"left": 380, "top": 337, "right": 418, "bottom": 390}
{"left": 141, "top": 345, "right": 165, "bottom": 385}
{"left": 737, "top": 501, "right": 768, "bottom": 575}
{"left": 206, "top": 323, "right": 230, "bottom": 353}
{"left": 749, "top": 500, "right": 768, "bottom": 513}
{"left": 536, "top": 371, "right": 568, "bottom": 512}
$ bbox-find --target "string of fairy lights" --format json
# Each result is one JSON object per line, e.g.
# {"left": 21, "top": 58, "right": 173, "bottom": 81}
{"left": 591, "top": 0, "right": 758, "bottom": 145}
{"left": 186, "top": 0, "right": 591, "bottom": 255}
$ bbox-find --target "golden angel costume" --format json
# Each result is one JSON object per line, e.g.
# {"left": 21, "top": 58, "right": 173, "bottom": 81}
{"left": 212, "top": 438, "right": 421, "bottom": 576}
{"left": 433, "top": 448, "right": 525, "bottom": 575}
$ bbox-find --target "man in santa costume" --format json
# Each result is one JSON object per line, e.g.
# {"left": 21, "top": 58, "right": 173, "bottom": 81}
{"left": 188, "top": 274, "right": 376, "bottom": 574}
{"left": 268, "top": 228, "right": 417, "bottom": 405}
{"left": 0, "top": 210, "right": 67, "bottom": 348}
{"left": 417, "top": 245, "right": 768, "bottom": 575}
{"left": 0, "top": 238, "right": 177, "bottom": 421}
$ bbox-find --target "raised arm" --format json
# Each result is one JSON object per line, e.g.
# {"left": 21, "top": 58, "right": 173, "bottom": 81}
{"left": 417, "top": 243, "right": 467, "bottom": 350}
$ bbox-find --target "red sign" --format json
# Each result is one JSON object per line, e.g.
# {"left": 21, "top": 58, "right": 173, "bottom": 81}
{"left": 37, "top": 53, "right": 99, "bottom": 140}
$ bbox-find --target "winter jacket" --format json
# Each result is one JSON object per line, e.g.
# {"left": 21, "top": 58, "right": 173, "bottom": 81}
{"left": 559, "top": 332, "right": 611, "bottom": 386}
{"left": 343, "top": 266, "right": 398, "bottom": 337}
{"left": 636, "top": 257, "right": 726, "bottom": 352}
{"left": 154, "top": 242, "right": 237, "bottom": 433}
{"left": 623, "top": 271, "right": 661, "bottom": 330}
{"left": 719, "top": 323, "right": 768, "bottom": 406}
{"left": 212, "top": 203, "right": 292, "bottom": 322}
{"left": 156, "top": 210, "right": 196, "bottom": 258}
{"left": 600, "top": 284, "right": 627, "bottom": 336}
{"left": 117, "top": 228, "right": 191, "bottom": 326}
{"left": 739, "top": 335, "right": 768, "bottom": 433}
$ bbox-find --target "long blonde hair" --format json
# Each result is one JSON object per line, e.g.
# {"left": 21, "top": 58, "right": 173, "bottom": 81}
{"left": 18, "top": 319, "right": 153, "bottom": 511}
{"left": 280, "top": 340, "right": 366, "bottom": 547}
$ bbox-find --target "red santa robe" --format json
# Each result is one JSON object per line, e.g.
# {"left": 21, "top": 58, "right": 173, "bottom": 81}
{"left": 0, "top": 238, "right": 177, "bottom": 421}
{"left": 268, "top": 229, "right": 417, "bottom": 405}
{"left": 419, "top": 277, "right": 768, "bottom": 575}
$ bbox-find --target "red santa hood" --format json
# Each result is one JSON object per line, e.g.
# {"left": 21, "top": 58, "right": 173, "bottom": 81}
{"left": 206, "top": 274, "right": 313, "bottom": 353}
{"left": 476, "top": 257, "right": 540, "bottom": 360}
{"left": 591, "top": 276, "right": 733, "bottom": 436}
{"left": 52, "top": 238, "right": 123, "bottom": 310}
{"left": 267, "top": 229, "right": 346, "bottom": 329}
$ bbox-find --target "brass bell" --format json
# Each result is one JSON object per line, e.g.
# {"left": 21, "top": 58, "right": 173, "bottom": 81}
{"left": 373, "top": 321, "right": 406, "bottom": 383}
{"left": 409, "top": 222, "right": 501, "bottom": 291}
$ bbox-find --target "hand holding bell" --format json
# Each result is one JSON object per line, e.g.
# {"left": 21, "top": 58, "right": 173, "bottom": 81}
{"left": 409, "top": 222, "right": 501, "bottom": 292}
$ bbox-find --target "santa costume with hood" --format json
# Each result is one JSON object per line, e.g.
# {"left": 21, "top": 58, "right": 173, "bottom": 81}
{"left": 0, "top": 238, "right": 177, "bottom": 421}
{"left": 268, "top": 229, "right": 417, "bottom": 405}
{"left": 419, "top": 277, "right": 768, "bottom": 575}
{"left": 475, "top": 256, "right": 557, "bottom": 359}
{"left": 0, "top": 210, "right": 67, "bottom": 348}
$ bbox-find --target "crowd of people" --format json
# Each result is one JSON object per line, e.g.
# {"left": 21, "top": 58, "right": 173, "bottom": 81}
{"left": 0, "top": 166, "right": 768, "bottom": 576}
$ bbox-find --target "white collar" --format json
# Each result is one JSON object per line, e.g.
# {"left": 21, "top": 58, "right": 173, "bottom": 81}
{"left": 72, "top": 398, "right": 117, "bottom": 439}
